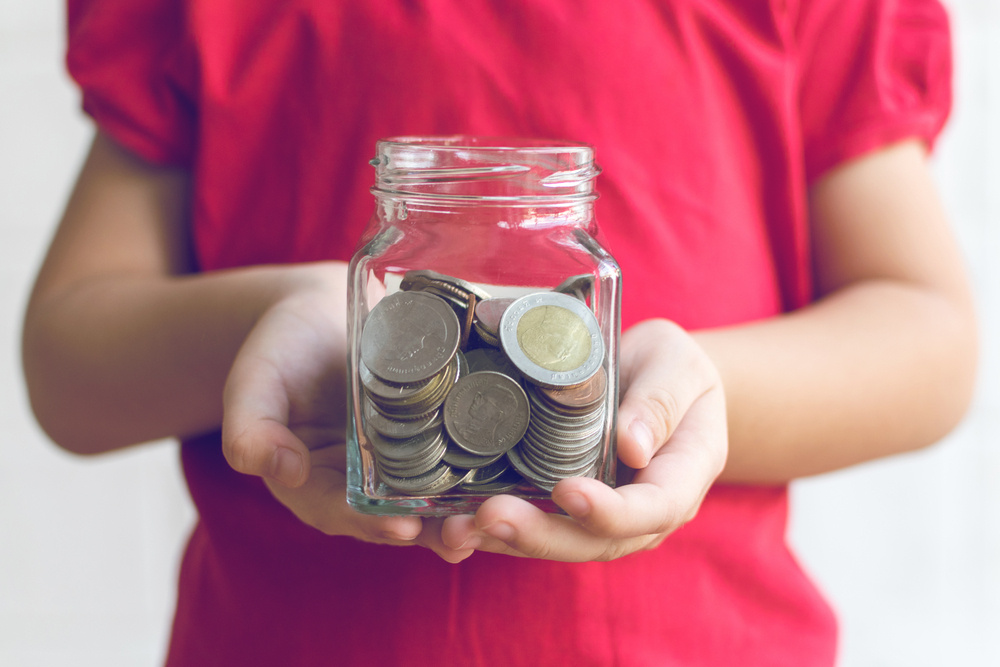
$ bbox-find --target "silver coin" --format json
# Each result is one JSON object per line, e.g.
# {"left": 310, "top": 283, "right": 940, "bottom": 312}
{"left": 505, "top": 447, "right": 559, "bottom": 492}
{"left": 361, "top": 291, "right": 460, "bottom": 384}
{"left": 537, "top": 366, "right": 607, "bottom": 411}
{"left": 444, "top": 371, "right": 530, "bottom": 456}
{"left": 367, "top": 426, "right": 444, "bottom": 462}
{"left": 553, "top": 274, "right": 595, "bottom": 303}
{"left": 378, "top": 461, "right": 457, "bottom": 495}
{"left": 363, "top": 397, "right": 443, "bottom": 438}
{"left": 442, "top": 441, "right": 505, "bottom": 469}
{"left": 499, "top": 292, "right": 604, "bottom": 388}
{"left": 460, "top": 468, "right": 524, "bottom": 494}
{"left": 401, "top": 270, "right": 492, "bottom": 301}
{"left": 466, "top": 457, "right": 510, "bottom": 484}
{"left": 359, "top": 361, "right": 431, "bottom": 401}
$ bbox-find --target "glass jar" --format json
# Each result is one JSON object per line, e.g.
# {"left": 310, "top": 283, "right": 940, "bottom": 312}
{"left": 346, "top": 136, "right": 621, "bottom": 516}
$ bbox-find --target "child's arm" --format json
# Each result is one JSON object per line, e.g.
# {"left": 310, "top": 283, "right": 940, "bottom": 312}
{"left": 22, "top": 132, "right": 449, "bottom": 556}
{"left": 703, "top": 140, "right": 977, "bottom": 483}
{"left": 442, "top": 139, "right": 977, "bottom": 561}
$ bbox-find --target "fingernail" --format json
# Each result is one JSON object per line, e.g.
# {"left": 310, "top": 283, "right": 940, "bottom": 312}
{"left": 458, "top": 535, "right": 482, "bottom": 550}
{"left": 481, "top": 521, "right": 515, "bottom": 542}
{"left": 384, "top": 531, "right": 417, "bottom": 542}
{"left": 559, "top": 491, "right": 591, "bottom": 518}
{"left": 629, "top": 419, "right": 654, "bottom": 462}
{"left": 270, "top": 448, "right": 302, "bottom": 485}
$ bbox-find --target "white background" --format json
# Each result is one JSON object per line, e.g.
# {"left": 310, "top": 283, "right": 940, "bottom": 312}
{"left": 1, "top": 2, "right": 997, "bottom": 665}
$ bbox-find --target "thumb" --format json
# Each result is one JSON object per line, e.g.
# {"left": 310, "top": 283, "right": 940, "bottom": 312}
{"left": 222, "top": 347, "right": 311, "bottom": 487}
{"left": 616, "top": 320, "right": 716, "bottom": 469}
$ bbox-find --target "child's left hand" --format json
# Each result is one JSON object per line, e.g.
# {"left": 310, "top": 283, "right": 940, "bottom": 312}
{"left": 440, "top": 319, "right": 728, "bottom": 562}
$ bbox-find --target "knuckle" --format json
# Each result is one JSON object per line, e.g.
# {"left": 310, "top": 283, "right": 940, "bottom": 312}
{"left": 644, "top": 387, "right": 681, "bottom": 440}
{"left": 224, "top": 432, "right": 256, "bottom": 474}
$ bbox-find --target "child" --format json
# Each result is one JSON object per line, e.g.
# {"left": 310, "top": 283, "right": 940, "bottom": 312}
{"left": 23, "top": 0, "right": 975, "bottom": 664}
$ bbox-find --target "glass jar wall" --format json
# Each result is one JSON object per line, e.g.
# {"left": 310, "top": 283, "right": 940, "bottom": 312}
{"left": 347, "top": 136, "right": 621, "bottom": 516}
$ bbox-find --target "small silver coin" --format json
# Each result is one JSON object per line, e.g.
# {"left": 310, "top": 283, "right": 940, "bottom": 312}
{"left": 361, "top": 291, "right": 460, "bottom": 384}
{"left": 499, "top": 292, "right": 604, "bottom": 389}
{"left": 442, "top": 441, "right": 505, "bottom": 469}
{"left": 466, "top": 457, "right": 511, "bottom": 484}
{"left": 444, "top": 371, "right": 530, "bottom": 456}
{"left": 379, "top": 461, "right": 456, "bottom": 495}
{"left": 401, "top": 270, "right": 492, "bottom": 301}
{"left": 367, "top": 426, "right": 444, "bottom": 462}
{"left": 538, "top": 366, "right": 608, "bottom": 411}
{"left": 505, "top": 447, "right": 559, "bottom": 492}
{"left": 363, "top": 397, "right": 443, "bottom": 439}
{"left": 359, "top": 361, "right": 431, "bottom": 401}
{"left": 460, "top": 468, "right": 524, "bottom": 494}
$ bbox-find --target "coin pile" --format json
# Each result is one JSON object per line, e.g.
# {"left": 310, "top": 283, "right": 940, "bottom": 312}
{"left": 498, "top": 292, "right": 609, "bottom": 492}
{"left": 358, "top": 270, "right": 610, "bottom": 496}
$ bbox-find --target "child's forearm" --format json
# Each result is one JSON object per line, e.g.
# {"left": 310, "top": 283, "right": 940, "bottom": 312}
{"left": 22, "top": 264, "right": 336, "bottom": 454}
{"left": 701, "top": 140, "right": 977, "bottom": 483}
{"left": 697, "top": 278, "right": 976, "bottom": 483}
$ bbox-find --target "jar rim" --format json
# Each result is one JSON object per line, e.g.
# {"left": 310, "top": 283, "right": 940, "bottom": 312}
{"left": 376, "top": 135, "right": 594, "bottom": 154}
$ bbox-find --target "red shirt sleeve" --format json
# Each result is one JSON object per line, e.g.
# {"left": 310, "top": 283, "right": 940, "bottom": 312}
{"left": 67, "top": 0, "right": 197, "bottom": 166}
{"left": 797, "top": 0, "right": 952, "bottom": 183}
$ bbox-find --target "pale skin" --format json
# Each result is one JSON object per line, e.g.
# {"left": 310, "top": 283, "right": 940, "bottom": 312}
{"left": 22, "top": 131, "right": 977, "bottom": 563}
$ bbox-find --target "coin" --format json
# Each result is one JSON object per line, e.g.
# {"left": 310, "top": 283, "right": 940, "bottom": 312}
{"left": 363, "top": 397, "right": 443, "bottom": 439}
{"left": 553, "top": 274, "right": 595, "bottom": 305}
{"left": 465, "top": 457, "right": 511, "bottom": 484}
{"left": 499, "top": 292, "right": 604, "bottom": 388}
{"left": 473, "top": 298, "right": 514, "bottom": 341}
{"left": 444, "top": 371, "right": 530, "bottom": 456}
{"left": 442, "top": 440, "right": 505, "bottom": 469}
{"left": 379, "top": 461, "right": 470, "bottom": 495}
{"left": 361, "top": 291, "right": 460, "bottom": 384}
{"left": 460, "top": 467, "right": 523, "bottom": 494}
{"left": 538, "top": 366, "right": 607, "bottom": 411}
{"left": 367, "top": 425, "right": 444, "bottom": 462}
{"left": 401, "top": 270, "right": 492, "bottom": 301}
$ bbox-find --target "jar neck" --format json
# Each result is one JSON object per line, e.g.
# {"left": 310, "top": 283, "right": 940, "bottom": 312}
{"left": 371, "top": 192, "right": 595, "bottom": 228}
{"left": 369, "top": 136, "right": 601, "bottom": 206}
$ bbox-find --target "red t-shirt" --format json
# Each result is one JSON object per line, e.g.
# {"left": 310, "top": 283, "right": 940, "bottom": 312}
{"left": 67, "top": 1, "right": 951, "bottom": 665}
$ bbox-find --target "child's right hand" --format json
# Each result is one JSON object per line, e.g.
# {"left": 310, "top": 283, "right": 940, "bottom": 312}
{"left": 219, "top": 263, "right": 474, "bottom": 562}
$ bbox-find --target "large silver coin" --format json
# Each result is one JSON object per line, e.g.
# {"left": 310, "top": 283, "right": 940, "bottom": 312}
{"left": 499, "top": 292, "right": 604, "bottom": 388}
{"left": 361, "top": 291, "right": 460, "bottom": 384}
{"left": 444, "top": 371, "right": 530, "bottom": 456}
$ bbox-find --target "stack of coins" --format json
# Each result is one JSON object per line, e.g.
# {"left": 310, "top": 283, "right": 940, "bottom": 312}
{"left": 359, "top": 290, "right": 470, "bottom": 494}
{"left": 358, "top": 272, "right": 611, "bottom": 497}
{"left": 497, "top": 291, "right": 609, "bottom": 492}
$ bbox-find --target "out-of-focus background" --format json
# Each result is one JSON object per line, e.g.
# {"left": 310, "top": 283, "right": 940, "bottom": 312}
{"left": 1, "top": 1, "right": 997, "bottom": 665}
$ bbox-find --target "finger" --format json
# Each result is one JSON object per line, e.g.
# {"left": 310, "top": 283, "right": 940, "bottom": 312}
{"left": 443, "top": 494, "right": 657, "bottom": 562}
{"left": 552, "top": 385, "right": 727, "bottom": 538}
{"left": 417, "top": 518, "right": 476, "bottom": 564}
{"left": 222, "top": 345, "right": 309, "bottom": 487}
{"left": 616, "top": 319, "right": 719, "bottom": 468}
{"left": 266, "top": 445, "right": 423, "bottom": 544}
